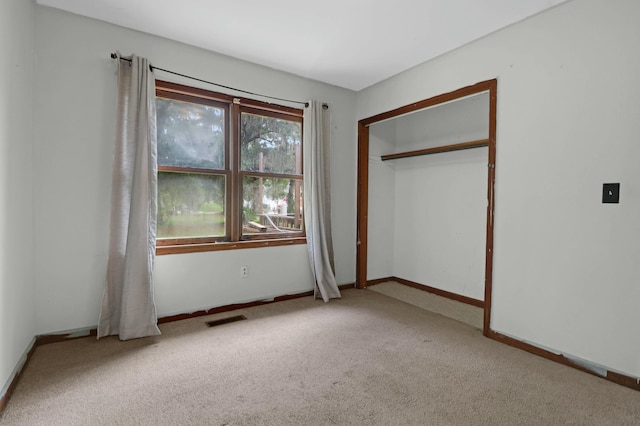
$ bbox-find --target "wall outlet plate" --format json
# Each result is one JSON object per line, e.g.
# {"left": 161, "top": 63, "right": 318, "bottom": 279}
{"left": 602, "top": 183, "right": 620, "bottom": 204}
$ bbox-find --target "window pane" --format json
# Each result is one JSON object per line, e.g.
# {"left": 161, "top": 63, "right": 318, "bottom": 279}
{"left": 156, "top": 98, "right": 225, "bottom": 169}
{"left": 240, "top": 113, "right": 301, "bottom": 174}
{"left": 158, "top": 172, "right": 226, "bottom": 238}
{"left": 242, "top": 176, "right": 303, "bottom": 235}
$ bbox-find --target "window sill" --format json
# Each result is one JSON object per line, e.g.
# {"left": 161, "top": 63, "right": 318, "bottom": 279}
{"left": 156, "top": 237, "right": 307, "bottom": 255}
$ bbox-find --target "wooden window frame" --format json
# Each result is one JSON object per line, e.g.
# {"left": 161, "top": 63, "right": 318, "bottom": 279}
{"left": 155, "top": 80, "right": 306, "bottom": 255}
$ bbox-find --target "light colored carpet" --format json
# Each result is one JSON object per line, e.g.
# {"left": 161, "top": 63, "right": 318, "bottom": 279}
{"left": 2, "top": 289, "right": 639, "bottom": 425}
{"left": 368, "top": 281, "right": 484, "bottom": 329}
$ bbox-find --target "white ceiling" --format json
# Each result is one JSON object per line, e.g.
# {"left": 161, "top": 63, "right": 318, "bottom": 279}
{"left": 37, "top": 0, "right": 568, "bottom": 91}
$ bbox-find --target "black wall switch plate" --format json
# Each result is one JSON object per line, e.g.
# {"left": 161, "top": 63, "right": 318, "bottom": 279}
{"left": 602, "top": 183, "right": 620, "bottom": 203}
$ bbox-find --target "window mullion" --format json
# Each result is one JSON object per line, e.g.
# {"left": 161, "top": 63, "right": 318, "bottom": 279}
{"left": 230, "top": 102, "right": 241, "bottom": 242}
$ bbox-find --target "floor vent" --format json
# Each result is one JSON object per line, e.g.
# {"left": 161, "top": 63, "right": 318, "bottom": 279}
{"left": 205, "top": 315, "right": 247, "bottom": 328}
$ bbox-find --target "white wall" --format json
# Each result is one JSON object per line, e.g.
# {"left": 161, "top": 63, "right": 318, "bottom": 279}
{"left": 393, "top": 92, "right": 489, "bottom": 153}
{"left": 33, "top": 6, "right": 357, "bottom": 334}
{"left": 392, "top": 148, "right": 487, "bottom": 301}
{"left": 0, "top": 0, "right": 36, "bottom": 396}
{"left": 358, "top": 0, "right": 640, "bottom": 378}
{"left": 367, "top": 120, "right": 396, "bottom": 280}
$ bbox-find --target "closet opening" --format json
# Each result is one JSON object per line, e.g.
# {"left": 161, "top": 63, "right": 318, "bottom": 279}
{"left": 356, "top": 79, "right": 497, "bottom": 335}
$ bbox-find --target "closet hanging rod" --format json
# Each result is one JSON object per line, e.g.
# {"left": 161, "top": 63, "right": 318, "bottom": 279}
{"left": 380, "top": 138, "right": 490, "bottom": 161}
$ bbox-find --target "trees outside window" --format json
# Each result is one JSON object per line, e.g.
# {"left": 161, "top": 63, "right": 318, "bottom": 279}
{"left": 155, "top": 81, "right": 304, "bottom": 254}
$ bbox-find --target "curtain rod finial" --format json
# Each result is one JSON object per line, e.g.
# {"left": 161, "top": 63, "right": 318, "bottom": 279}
{"left": 110, "top": 52, "right": 118, "bottom": 59}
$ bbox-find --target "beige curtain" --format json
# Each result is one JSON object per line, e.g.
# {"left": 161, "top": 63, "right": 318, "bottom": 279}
{"left": 303, "top": 101, "right": 341, "bottom": 302}
{"left": 98, "top": 53, "right": 161, "bottom": 340}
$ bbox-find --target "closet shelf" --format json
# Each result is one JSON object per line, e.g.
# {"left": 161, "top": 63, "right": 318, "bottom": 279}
{"left": 380, "top": 138, "right": 489, "bottom": 161}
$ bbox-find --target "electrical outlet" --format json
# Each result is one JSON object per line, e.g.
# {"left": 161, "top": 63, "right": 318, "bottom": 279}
{"left": 241, "top": 266, "right": 249, "bottom": 279}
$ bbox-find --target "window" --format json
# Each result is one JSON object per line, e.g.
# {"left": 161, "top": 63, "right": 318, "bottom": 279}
{"left": 155, "top": 81, "right": 305, "bottom": 254}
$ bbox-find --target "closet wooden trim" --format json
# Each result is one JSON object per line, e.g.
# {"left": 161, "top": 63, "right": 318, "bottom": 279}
{"left": 360, "top": 80, "right": 494, "bottom": 127}
{"left": 356, "top": 122, "right": 369, "bottom": 288}
{"left": 380, "top": 138, "right": 489, "bottom": 161}
{"left": 356, "top": 78, "right": 497, "bottom": 337}
{"left": 483, "top": 78, "right": 498, "bottom": 336}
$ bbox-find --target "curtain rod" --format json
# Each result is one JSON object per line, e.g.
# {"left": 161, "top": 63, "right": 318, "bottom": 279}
{"left": 110, "top": 53, "right": 328, "bottom": 109}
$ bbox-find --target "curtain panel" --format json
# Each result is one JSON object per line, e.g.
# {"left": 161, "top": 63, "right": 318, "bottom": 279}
{"left": 98, "top": 54, "right": 161, "bottom": 340}
{"left": 303, "top": 101, "right": 341, "bottom": 302}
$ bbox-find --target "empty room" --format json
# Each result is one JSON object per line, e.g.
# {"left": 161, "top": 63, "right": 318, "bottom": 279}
{"left": 2, "top": 0, "right": 640, "bottom": 424}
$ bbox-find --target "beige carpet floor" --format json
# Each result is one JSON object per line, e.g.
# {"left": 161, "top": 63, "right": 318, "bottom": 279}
{"left": 1, "top": 289, "right": 639, "bottom": 425}
{"left": 368, "top": 281, "right": 484, "bottom": 329}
